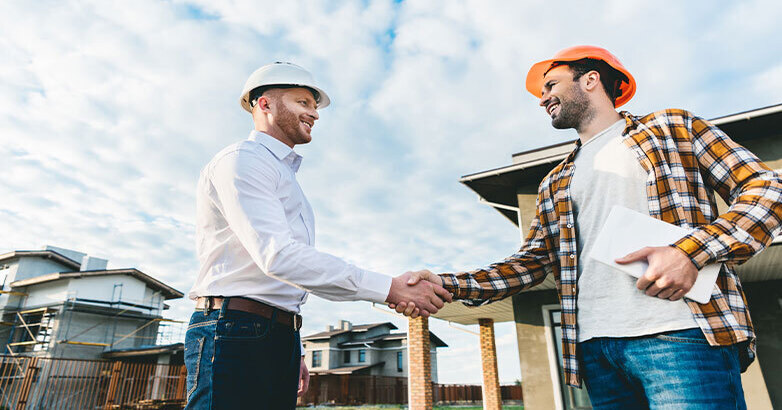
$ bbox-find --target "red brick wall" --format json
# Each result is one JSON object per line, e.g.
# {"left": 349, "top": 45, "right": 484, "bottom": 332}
{"left": 479, "top": 318, "right": 502, "bottom": 410}
{"left": 408, "top": 316, "right": 432, "bottom": 409}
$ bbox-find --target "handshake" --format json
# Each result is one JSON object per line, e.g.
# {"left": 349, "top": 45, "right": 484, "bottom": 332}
{"left": 385, "top": 270, "right": 452, "bottom": 318}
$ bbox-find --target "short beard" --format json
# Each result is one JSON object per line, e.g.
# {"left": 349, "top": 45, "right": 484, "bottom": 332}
{"left": 275, "top": 101, "right": 307, "bottom": 143}
{"left": 551, "top": 85, "right": 594, "bottom": 131}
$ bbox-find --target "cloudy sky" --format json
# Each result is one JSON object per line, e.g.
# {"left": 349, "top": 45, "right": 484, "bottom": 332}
{"left": 1, "top": 0, "right": 780, "bottom": 384}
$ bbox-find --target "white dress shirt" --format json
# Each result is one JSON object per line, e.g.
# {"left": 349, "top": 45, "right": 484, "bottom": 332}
{"left": 190, "top": 130, "right": 392, "bottom": 314}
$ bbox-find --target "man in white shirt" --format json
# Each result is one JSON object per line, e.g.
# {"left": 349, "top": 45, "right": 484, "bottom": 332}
{"left": 184, "top": 62, "right": 452, "bottom": 409}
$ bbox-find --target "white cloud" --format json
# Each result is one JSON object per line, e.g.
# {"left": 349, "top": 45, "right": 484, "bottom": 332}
{"left": 1, "top": 0, "right": 780, "bottom": 386}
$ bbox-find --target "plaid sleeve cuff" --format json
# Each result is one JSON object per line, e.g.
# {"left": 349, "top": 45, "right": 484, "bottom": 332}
{"left": 439, "top": 273, "right": 465, "bottom": 299}
{"left": 673, "top": 233, "right": 714, "bottom": 270}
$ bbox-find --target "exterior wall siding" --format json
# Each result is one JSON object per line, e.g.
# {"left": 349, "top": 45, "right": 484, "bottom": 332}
{"left": 301, "top": 325, "right": 441, "bottom": 381}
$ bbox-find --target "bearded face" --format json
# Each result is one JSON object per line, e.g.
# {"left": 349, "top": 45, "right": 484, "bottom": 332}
{"left": 265, "top": 87, "right": 318, "bottom": 147}
{"left": 540, "top": 65, "right": 596, "bottom": 132}
{"left": 550, "top": 82, "right": 592, "bottom": 130}
{"left": 275, "top": 99, "right": 312, "bottom": 145}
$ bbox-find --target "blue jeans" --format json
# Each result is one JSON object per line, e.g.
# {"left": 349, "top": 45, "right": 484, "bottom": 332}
{"left": 579, "top": 328, "right": 746, "bottom": 409}
{"left": 184, "top": 298, "right": 301, "bottom": 409}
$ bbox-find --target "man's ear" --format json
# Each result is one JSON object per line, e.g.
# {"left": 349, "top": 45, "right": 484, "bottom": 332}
{"left": 255, "top": 95, "right": 273, "bottom": 113}
{"left": 582, "top": 70, "right": 601, "bottom": 92}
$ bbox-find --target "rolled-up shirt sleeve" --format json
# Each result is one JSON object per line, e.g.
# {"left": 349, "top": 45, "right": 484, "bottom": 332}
{"left": 209, "top": 148, "right": 392, "bottom": 303}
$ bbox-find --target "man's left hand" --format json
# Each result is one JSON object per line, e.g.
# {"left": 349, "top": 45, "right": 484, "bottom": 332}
{"left": 298, "top": 356, "right": 310, "bottom": 397}
{"left": 615, "top": 246, "right": 698, "bottom": 301}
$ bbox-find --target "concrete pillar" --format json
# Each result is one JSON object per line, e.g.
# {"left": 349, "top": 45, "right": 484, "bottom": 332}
{"left": 408, "top": 316, "right": 432, "bottom": 409}
{"left": 479, "top": 318, "right": 502, "bottom": 410}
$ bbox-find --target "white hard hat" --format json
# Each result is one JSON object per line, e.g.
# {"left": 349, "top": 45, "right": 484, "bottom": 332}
{"left": 239, "top": 62, "right": 330, "bottom": 113}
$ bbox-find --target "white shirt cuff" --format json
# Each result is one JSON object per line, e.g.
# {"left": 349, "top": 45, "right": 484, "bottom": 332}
{"left": 355, "top": 270, "right": 393, "bottom": 303}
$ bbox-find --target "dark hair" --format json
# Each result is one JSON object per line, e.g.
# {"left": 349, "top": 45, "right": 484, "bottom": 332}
{"left": 249, "top": 85, "right": 320, "bottom": 107}
{"left": 552, "top": 58, "right": 629, "bottom": 106}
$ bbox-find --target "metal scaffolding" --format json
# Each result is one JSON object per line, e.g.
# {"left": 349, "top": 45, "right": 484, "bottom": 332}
{"left": 1, "top": 288, "right": 182, "bottom": 354}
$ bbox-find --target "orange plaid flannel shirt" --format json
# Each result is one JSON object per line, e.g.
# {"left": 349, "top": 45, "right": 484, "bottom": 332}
{"left": 441, "top": 109, "right": 782, "bottom": 387}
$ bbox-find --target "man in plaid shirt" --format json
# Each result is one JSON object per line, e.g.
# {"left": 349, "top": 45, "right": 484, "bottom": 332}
{"left": 393, "top": 46, "right": 782, "bottom": 408}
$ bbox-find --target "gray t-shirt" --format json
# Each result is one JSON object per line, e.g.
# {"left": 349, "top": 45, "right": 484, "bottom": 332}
{"left": 571, "top": 119, "right": 697, "bottom": 342}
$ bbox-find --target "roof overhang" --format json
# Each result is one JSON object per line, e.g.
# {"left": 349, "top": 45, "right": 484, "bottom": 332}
{"left": 10, "top": 268, "right": 184, "bottom": 300}
{"left": 310, "top": 362, "right": 384, "bottom": 375}
{"left": 302, "top": 322, "right": 397, "bottom": 341}
{"left": 0, "top": 250, "right": 81, "bottom": 270}
{"left": 432, "top": 297, "right": 515, "bottom": 326}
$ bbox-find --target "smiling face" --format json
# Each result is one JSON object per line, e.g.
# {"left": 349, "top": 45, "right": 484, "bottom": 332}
{"left": 539, "top": 65, "right": 593, "bottom": 130}
{"left": 267, "top": 87, "right": 320, "bottom": 147}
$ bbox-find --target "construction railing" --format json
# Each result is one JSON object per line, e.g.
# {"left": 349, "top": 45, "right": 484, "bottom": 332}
{"left": 0, "top": 355, "right": 186, "bottom": 409}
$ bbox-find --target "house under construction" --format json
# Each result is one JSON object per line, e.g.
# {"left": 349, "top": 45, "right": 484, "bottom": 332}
{"left": 0, "top": 246, "right": 184, "bottom": 364}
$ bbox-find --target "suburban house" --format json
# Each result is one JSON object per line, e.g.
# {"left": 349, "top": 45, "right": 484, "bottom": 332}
{"left": 0, "top": 245, "right": 185, "bottom": 364}
{"left": 302, "top": 320, "right": 446, "bottom": 381}
{"left": 400, "top": 103, "right": 782, "bottom": 410}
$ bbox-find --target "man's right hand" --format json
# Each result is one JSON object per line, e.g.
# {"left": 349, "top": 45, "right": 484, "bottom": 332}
{"left": 385, "top": 271, "right": 452, "bottom": 318}
{"left": 388, "top": 270, "right": 449, "bottom": 318}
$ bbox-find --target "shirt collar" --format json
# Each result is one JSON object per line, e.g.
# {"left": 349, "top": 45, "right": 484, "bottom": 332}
{"left": 564, "top": 112, "right": 637, "bottom": 164}
{"left": 248, "top": 130, "right": 303, "bottom": 172}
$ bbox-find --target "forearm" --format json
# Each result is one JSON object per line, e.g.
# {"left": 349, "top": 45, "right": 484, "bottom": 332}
{"left": 680, "top": 150, "right": 782, "bottom": 268}
{"left": 262, "top": 240, "right": 392, "bottom": 303}
{"left": 675, "top": 182, "right": 782, "bottom": 268}
{"left": 440, "top": 255, "right": 549, "bottom": 306}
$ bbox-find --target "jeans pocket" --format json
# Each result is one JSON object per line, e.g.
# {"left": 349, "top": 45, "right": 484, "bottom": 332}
{"left": 185, "top": 337, "right": 205, "bottom": 402}
{"left": 216, "top": 313, "right": 272, "bottom": 341}
{"left": 653, "top": 328, "right": 709, "bottom": 345}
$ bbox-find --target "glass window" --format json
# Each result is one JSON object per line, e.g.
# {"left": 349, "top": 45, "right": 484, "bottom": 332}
{"left": 358, "top": 349, "right": 366, "bottom": 363}
{"left": 344, "top": 350, "right": 350, "bottom": 363}
{"left": 312, "top": 350, "right": 322, "bottom": 368}
{"left": 397, "top": 351, "right": 403, "bottom": 372}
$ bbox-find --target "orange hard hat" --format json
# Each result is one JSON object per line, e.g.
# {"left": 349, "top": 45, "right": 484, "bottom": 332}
{"left": 525, "top": 45, "right": 636, "bottom": 107}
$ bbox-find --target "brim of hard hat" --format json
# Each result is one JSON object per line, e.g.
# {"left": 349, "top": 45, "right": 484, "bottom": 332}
{"left": 240, "top": 84, "right": 331, "bottom": 113}
{"left": 525, "top": 58, "right": 636, "bottom": 108}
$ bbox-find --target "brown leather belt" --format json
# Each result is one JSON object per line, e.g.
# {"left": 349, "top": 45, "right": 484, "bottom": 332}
{"left": 195, "top": 296, "right": 302, "bottom": 331}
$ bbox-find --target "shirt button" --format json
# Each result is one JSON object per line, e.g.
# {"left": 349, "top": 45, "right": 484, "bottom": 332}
{"left": 569, "top": 254, "right": 575, "bottom": 259}
{"left": 567, "top": 223, "right": 573, "bottom": 229}
{"left": 572, "top": 288, "right": 576, "bottom": 293}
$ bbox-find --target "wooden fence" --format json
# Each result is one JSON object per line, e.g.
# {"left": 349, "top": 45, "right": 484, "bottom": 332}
{"left": 298, "top": 374, "right": 522, "bottom": 406}
{"left": 0, "top": 355, "right": 520, "bottom": 408}
{"left": 434, "top": 383, "right": 523, "bottom": 403}
{"left": 0, "top": 355, "right": 185, "bottom": 409}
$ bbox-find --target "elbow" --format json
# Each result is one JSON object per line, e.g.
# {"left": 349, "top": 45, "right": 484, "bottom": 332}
{"left": 258, "top": 238, "right": 299, "bottom": 275}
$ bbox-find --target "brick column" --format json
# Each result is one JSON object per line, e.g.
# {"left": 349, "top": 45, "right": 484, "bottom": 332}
{"left": 479, "top": 318, "right": 502, "bottom": 410}
{"left": 408, "top": 316, "right": 432, "bottom": 409}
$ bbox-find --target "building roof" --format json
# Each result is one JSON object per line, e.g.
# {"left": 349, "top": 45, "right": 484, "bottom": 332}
{"left": 9, "top": 268, "right": 184, "bottom": 300}
{"left": 0, "top": 250, "right": 81, "bottom": 270}
{"left": 102, "top": 343, "right": 183, "bottom": 359}
{"left": 339, "top": 332, "right": 448, "bottom": 348}
{"left": 310, "top": 362, "right": 385, "bottom": 375}
{"left": 302, "top": 322, "right": 398, "bottom": 340}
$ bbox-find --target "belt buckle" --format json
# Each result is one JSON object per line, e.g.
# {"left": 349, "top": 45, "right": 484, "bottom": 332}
{"left": 293, "top": 315, "right": 303, "bottom": 331}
